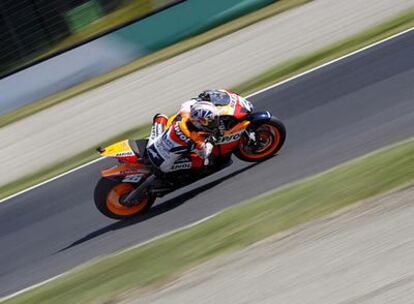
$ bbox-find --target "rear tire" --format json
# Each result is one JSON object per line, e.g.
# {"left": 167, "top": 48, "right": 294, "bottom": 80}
{"left": 94, "top": 177, "right": 155, "bottom": 220}
{"left": 234, "top": 117, "right": 286, "bottom": 162}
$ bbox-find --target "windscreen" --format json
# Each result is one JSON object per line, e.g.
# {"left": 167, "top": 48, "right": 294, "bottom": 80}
{"left": 208, "top": 90, "right": 231, "bottom": 106}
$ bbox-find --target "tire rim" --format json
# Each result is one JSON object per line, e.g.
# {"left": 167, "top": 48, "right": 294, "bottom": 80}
{"left": 106, "top": 183, "right": 149, "bottom": 216}
{"left": 239, "top": 124, "right": 281, "bottom": 159}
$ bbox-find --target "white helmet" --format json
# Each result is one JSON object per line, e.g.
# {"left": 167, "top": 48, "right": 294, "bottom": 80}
{"left": 189, "top": 101, "right": 219, "bottom": 131}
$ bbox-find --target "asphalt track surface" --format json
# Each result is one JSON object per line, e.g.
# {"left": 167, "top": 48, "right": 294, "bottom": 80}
{"left": 1, "top": 30, "right": 414, "bottom": 299}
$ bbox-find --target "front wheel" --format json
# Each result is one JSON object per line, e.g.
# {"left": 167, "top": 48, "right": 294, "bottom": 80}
{"left": 234, "top": 117, "right": 286, "bottom": 162}
{"left": 94, "top": 177, "right": 155, "bottom": 220}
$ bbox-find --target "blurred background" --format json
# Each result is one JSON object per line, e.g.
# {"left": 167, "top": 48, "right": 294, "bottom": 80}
{"left": 1, "top": 0, "right": 414, "bottom": 303}
{"left": 0, "top": 0, "right": 180, "bottom": 78}
{"left": 0, "top": 0, "right": 274, "bottom": 114}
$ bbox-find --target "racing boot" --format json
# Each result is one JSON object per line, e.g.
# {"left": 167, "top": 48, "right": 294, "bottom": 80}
{"left": 147, "top": 113, "right": 168, "bottom": 147}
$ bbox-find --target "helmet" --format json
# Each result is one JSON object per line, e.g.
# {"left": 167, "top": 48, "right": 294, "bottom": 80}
{"left": 189, "top": 101, "right": 219, "bottom": 131}
{"left": 197, "top": 90, "right": 212, "bottom": 101}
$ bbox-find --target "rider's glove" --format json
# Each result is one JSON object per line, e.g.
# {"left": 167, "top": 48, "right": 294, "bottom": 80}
{"left": 199, "top": 142, "right": 214, "bottom": 165}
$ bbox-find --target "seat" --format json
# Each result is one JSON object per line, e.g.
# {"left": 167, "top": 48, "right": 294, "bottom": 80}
{"left": 129, "top": 139, "right": 148, "bottom": 157}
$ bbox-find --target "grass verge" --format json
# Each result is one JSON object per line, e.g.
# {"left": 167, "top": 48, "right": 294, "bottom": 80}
{"left": 0, "top": 0, "right": 311, "bottom": 128}
{"left": 1, "top": 8, "right": 413, "bottom": 201}
{"left": 3, "top": 137, "right": 414, "bottom": 304}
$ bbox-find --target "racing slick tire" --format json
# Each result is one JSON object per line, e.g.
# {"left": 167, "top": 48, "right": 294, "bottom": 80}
{"left": 234, "top": 117, "right": 286, "bottom": 162}
{"left": 94, "top": 177, "right": 155, "bottom": 220}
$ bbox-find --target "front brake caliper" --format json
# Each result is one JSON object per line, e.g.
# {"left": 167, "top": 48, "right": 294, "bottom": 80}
{"left": 244, "top": 130, "right": 256, "bottom": 143}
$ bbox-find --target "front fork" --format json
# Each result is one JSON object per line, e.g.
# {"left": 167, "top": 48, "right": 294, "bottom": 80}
{"left": 244, "top": 129, "right": 256, "bottom": 143}
{"left": 122, "top": 174, "right": 156, "bottom": 207}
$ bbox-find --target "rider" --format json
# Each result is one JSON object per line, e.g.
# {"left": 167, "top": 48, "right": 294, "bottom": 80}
{"left": 146, "top": 100, "right": 220, "bottom": 174}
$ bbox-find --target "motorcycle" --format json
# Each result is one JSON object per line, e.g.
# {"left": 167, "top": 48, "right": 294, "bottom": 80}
{"left": 94, "top": 94, "right": 286, "bottom": 219}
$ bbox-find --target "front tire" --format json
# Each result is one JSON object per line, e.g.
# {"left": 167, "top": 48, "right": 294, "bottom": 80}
{"left": 94, "top": 177, "right": 155, "bottom": 220}
{"left": 234, "top": 117, "right": 286, "bottom": 162}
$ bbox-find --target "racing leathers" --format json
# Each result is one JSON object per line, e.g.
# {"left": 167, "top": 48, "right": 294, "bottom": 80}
{"left": 146, "top": 111, "right": 214, "bottom": 173}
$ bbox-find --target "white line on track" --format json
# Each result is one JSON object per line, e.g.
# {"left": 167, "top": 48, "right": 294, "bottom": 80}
{"left": 0, "top": 274, "right": 66, "bottom": 303}
{"left": 1, "top": 25, "right": 413, "bottom": 303}
{"left": 0, "top": 157, "right": 105, "bottom": 203}
{"left": 246, "top": 26, "right": 414, "bottom": 99}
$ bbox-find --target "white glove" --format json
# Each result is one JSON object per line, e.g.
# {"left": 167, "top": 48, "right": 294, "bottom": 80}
{"left": 199, "top": 142, "right": 214, "bottom": 165}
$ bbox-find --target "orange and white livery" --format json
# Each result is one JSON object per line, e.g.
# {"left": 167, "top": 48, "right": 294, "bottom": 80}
{"left": 94, "top": 89, "right": 286, "bottom": 220}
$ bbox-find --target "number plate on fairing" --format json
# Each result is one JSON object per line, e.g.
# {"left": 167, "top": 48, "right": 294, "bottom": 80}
{"left": 122, "top": 174, "right": 144, "bottom": 183}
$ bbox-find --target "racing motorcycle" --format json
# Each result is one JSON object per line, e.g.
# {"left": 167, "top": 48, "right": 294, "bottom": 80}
{"left": 94, "top": 94, "right": 286, "bottom": 219}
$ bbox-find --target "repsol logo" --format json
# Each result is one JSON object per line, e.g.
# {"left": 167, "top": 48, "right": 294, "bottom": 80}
{"left": 116, "top": 151, "right": 134, "bottom": 157}
{"left": 174, "top": 123, "right": 193, "bottom": 145}
{"left": 216, "top": 132, "right": 242, "bottom": 144}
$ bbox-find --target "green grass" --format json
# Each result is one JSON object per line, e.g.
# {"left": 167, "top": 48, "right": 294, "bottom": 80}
{"left": 3, "top": 137, "right": 414, "bottom": 304}
{"left": 0, "top": 7, "right": 412, "bottom": 200}
{"left": 234, "top": 7, "right": 414, "bottom": 95}
{"left": 0, "top": 0, "right": 311, "bottom": 128}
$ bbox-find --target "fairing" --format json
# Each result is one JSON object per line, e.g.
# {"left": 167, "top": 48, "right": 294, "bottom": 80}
{"left": 216, "top": 91, "right": 253, "bottom": 120}
{"left": 101, "top": 163, "right": 150, "bottom": 178}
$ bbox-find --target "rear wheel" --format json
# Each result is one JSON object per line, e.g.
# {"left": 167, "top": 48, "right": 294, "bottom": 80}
{"left": 234, "top": 117, "right": 286, "bottom": 162}
{"left": 94, "top": 177, "right": 155, "bottom": 220}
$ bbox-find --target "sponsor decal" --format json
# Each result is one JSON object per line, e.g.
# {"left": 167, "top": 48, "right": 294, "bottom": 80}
{"left": 148, "top": 147, "right": 160, "bottom": 159}
{"left": 150, "top": 122, "right": 164, "bottom": 141}
{"left": 150, "top": 125, "right": 156, "bottom": 140}
{"left": 230, "top": 94, "right": 237, "bottom": 108}
{"left": 154, "top": 140, "right": 171, "bottom": 159}
{"left": 174, "top": 123, "right": 193, "bottom": 146}
{"left": 156, "top": 123, "right": 163, "bottom": 137}
{"left": 161, "top": 132, "right": 174, "bottom": 149}
{"left": 171, "top": 161, "right": 192, "bottom": 171}
{"left": 216, "top": 131, "right": 243, "bottom": 144}
{"left": 122, "top": 174, "right": 143, "bottom": 183}
{"left": 120, "top": 169, "right": 143, "bottom": 175}
{"left": 115, "top": 151, "right": 134, "bottom": 157}
{"left": 239, "top": 97, "right": 253, "bottom": 112}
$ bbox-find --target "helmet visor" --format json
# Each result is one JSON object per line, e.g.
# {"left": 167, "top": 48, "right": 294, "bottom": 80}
{"left": 198, "top": 117, "right": 210, "bottom": 126}
{"left": 192, "top": 117, "right": 214, "bottom": 130}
